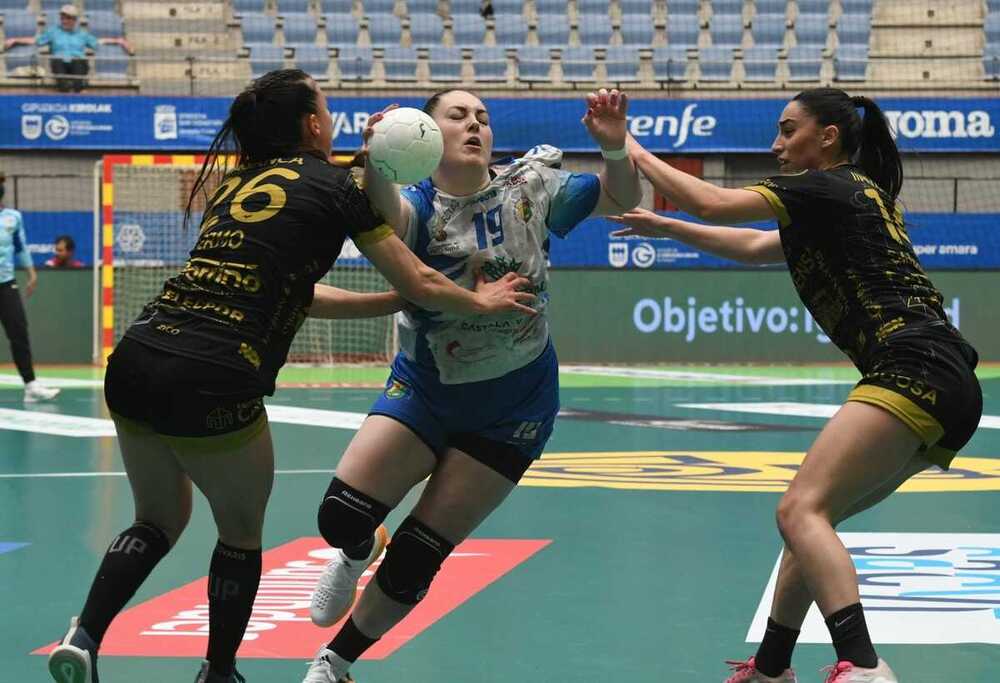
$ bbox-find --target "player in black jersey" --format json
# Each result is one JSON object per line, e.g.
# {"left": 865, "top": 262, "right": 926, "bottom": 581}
{"left": 47, "top": 70, "right": 534, "bottom": 683}
{"left": 611, "top": 88, "right": 981, "bottom": 683}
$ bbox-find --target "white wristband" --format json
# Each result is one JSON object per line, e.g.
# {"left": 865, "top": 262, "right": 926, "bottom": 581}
{"left": 600, "top": 146, "right": 628, "bottom": 161}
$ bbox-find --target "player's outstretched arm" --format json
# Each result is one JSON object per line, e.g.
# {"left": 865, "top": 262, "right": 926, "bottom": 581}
{"left": 583, "top": 89, "right": 642, "bottom": 215}
{"left": 360, "top": 105, "right": 412, "bottom": 238}
{"left": 609, "top": 208, "right": 784, "bottom": 266}
{"left": 360, "top": 233, "right": 537, "bottom": 317}
{"left": 309, "top": 284, "right": 406, "bottom": 319}
{"left": 627, "top": 135, "right": 775, "bottom": 225}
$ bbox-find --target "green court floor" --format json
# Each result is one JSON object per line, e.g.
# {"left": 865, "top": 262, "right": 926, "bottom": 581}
{"left": 1, "top": 364, "right": 998, "bottom": 682}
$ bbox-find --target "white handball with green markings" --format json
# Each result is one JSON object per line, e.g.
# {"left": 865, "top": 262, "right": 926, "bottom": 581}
{"left": 367, "top": 107, "right": 444, "bottom": 185}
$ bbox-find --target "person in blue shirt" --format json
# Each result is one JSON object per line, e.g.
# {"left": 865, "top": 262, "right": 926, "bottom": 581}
{"left": 4, "top": 4, "right": 131, "bottom": 92}
{"left": 0, "top": 174, "right": 59, "bottom": 402}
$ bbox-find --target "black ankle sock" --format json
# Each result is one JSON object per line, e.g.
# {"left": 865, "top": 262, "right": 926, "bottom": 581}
{"left": 754, "top": 617, "right": 800, "bottom": 677}
{"left": 206, "top": 541, "right": 262, "bottom": 677}
{"left": 342, "top": 535, "right": 374, "bottom": 561}
{"left": 79, "top": 522, "right": 171, "bottom": 644}
{"left": 328, "top": 616, "right": 379, "bottom": 662}
{"left": 825, "top": 602, "right": 878, "bottom": 668}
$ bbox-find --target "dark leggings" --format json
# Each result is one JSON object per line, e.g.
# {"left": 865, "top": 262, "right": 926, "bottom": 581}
{"left": 50, "top": 58, "right": 88, "bottom": 92}
{"left": 0, "top": 281, "right": 35, "bottom": 383}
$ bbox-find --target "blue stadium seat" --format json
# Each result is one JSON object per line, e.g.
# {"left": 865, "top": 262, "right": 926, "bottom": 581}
{"left": 1, "top": 10, "right": 38, "bottom": 39}
{"left": 664, "top": 0, "right": 699, "bottom": 16}
{"left": 576, "top": 0, "right": 610, "bottom": 16}
{"left": 276, "top": 0, "right": 312, "bottom": 14}
{"left": 536, "top": 0, "right": 568, "bottom": 14}
{"left": 698, "top": 45, "right": 733, "bottom": 80}
{"left": 427, "top": 45, "right": 462, "bottom": 81}
{"left": 493, "top": 14, "right": 527, "bottom": 45}
{"left": 834, "top": 44, "right": 867, "bottom": 81}
{"left": 987, "top": 13, "right": 1000, "bottom": 46}
{"left": 249, "top": 44, "right": 286, "bottom": 78}
{"left": 751, "top": 13, "right": 786, "bottom": 47}
{"left": 367, "top": 12, "right": 402, "bottom": 45}
{"left": 84, "top": 11, "right": 123, "bottom": 39}
{"left": 787, "top": 44, "right": 821, "bottom": 80}
{"left": 742, "top": 45, "right": 778, "bottom": 81}
{"left": 382, "top": 45, "right": 418, "bottom": 80}
{"left": 319, "top": 0, "right": 353, "bottom": 12}
{"left": 794, "top": 13, "right": 828, "bottom": 47}
{"left": 451, "top": 13, "right": 485, "bottom": 46}
{"left": 4, "top": 44, "right": 35, "bottom": 74}
{"left": 983, "top": 45, "right": 1000, "bottom": 80}
{"left": 491, "top": 0, "right": 524, "bottom": 16}
{"left": 561, "top": 46, "right": 595, "bottom": 82}
{"left": 711, "top": 0, "right": 744, "bottom": 15}
{"left": 989, "top": 0, "right": 1000, "bottom": 13}
{"left": 409, "top": 13, "right": 443, "bottom": 45}
{"left": 795, "top": 0, "right": 828, "bottom": 14}
{"left": 605, "top": 45, "right": 641, "bottom": 81}
{"left": 754, "top": 0, "right": 787, "bottom": 14}
{"left": 471, "top": 45, "right": 507, "bottom": 81}
{"left": 242, "top": 14, "right": 277, "bottom": 44}
{"left": 294, "top": 44, "right": 331, "bottom": 79}
{"left": 840, "top": 0, "right": 872, "bottom": 14}
{"left": 336, "top": 45, "right": 373, "bottom": 79}
{"left": 233, "top": 0, "right": 268, "bottom": 15}
{"left": 0, "top": 0, "right": 29, "bottom": 10}
{"left": 407, "top": 0, "right": 439, "bottom": 12}
{"left": 326, "top": 13, "right": 360, "bottom": 45}
{"left": 709, "top": 13, "right": 743, "bottom": 47}
{"left": 39, "top": 0, "right": 66, "bottom": 9}
{"left": 93, "top": 43, "right": 128, "bottom": 79}
{"left": 620, "top": 13, "right": 654, "bottom": 45}
{"left": 84, "top": 0, "right": 118, "bottom": 10}
{"left": 283, "top": 13, "right": 318, "bottom": 45}
{"left": 450, "top": 0, "right": 481, "bottom": 13}
{"left": 535, "top": 13, "right": 569, "bottom": 45}
{"left": 363, "top": 0, "right": 397, "bottom": 14}
{"left": 517, "top": 45, "right": 552, "bottom": 81}
{"left": 579, "top": 20, "right": 612, "bottom": 46}
{"left": 836, "top": 13, "right": 870, "bottom": 46}
{"left": 666, "top": 15, "right": 700, "bottom": 47}
{"left": 652, "top": 45, "right": 688, "bottom": 81}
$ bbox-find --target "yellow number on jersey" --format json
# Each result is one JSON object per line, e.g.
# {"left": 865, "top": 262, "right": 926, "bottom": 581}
{"left": 199, "top": 167, "right": 301, "bottom": 233}
{"left": 864, "top": 188, "right": 910, "bottom": 245}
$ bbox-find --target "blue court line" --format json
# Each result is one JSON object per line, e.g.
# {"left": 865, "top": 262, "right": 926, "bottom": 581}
{"left": 0, "top": 542, "right": 28, "bottom": 555}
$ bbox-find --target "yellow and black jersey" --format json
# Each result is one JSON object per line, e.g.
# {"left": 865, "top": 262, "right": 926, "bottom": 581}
{"left": 745, "top": 165, "right": 965, "bottom": 370}
{"left": 124, "top": 153, "right": 392, "bottom": 395}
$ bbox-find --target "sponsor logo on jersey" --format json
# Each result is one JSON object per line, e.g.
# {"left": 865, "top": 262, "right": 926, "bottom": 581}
{"left": 750, "top": 533, "right": 1000, "bottom": 644}
{"left": 205, "top": 407, "right": 234, "bottom": 431}
{"left": 482, "top": 255, "right": 523, "bottom": 281}
{"left": 384, "top": 378, "right": 410, "bottom": 399}
{"left": 515, "top": 196, "right": 533, "bottom": 223}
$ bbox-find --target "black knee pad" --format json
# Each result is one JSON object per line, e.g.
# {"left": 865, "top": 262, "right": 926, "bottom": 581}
{"left": 375, "top": 516, "right": 455, "bottom": 605}
{"left": 316, "top": 478, "right": 390, "bottom": 549}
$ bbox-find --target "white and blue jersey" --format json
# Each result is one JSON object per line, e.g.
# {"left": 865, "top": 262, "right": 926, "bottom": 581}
{"left": 397, "top": 144, "right": 601, "bottom": 384}
{"left": 0, "top": 208, "right": 33, "bottom": 284}
{"left": 369, "top": 145, "right": 601, "bottom": 468}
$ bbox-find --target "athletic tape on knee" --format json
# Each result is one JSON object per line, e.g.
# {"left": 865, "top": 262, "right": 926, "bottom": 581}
{"left": 375, "top": 516, "right": 454, "bottom": 605}
{"left": 317, "top": 478, "right": 391, "bottom": 549}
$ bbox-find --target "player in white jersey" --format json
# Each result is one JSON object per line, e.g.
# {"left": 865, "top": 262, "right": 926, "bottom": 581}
{"left": 302, "top": 89, "right": 642, "bottom": 682}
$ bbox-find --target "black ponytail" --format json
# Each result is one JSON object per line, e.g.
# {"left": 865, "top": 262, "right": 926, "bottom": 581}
{"left": 793, "top": 88, "right": 904, "bottom": 201}
{"left": 184, "top": 68, "right": 319, "bottom": 230}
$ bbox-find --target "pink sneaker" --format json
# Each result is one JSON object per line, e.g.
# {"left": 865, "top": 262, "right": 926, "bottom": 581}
{"left": 724, "top": 657, "right": 797, "bottom": 683}
{"left": 822, "top": 659, "right": 897, "bottom": 683}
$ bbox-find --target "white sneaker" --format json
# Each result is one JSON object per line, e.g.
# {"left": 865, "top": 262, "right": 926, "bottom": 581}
{"left": 310, "top": 525, "right": 389, "bottom": 628}
{"left": 48, "top": 617, "right": 98, "bottom": 683}
{"left": 822, "top": 659, "right": 897, "bottom": 683}
{"left": 25, "top": 381, "right": 60, "bottom": 403}
{"left": 302, "top": 648, "right": 355, "bottom": 683}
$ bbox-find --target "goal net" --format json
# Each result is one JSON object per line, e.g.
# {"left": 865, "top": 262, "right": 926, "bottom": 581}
{"left": 98, "top": 154, "right": 396, "bottom": 368}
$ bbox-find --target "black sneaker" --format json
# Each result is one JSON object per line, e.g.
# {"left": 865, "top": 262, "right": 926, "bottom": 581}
{"left": 48, "top": 617, "right": 99, "bottom": 683}
{"left": 193, "top": 660, "right": 247, "bottom": 683}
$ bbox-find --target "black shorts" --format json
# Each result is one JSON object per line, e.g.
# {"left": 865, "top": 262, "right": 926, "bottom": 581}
{"left": 850, "top": 336, "right": 982, "bottom": 470}
{"left": 105, "top": 336, "right": 267, "bottom": 451}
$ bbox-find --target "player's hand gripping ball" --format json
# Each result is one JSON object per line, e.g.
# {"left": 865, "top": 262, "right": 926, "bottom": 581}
{"left": 367, "top": 107, "right": 444, "bottom": 185}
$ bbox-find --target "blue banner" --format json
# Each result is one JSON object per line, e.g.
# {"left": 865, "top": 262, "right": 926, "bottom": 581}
{"left": 549, "top": 213, "right": 1000, "bottom": 270}
{"left": 22, "top": 211, "right": 92, "bottom": 267}
{"left": 2, "top": 95, "right": 999, "bottom": 153}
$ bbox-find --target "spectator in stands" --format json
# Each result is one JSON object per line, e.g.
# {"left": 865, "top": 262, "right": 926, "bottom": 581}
{"left": 45, "top": 235, "right": 83, "bottom": 268}
{"left": 0, "top": 173, "right": 60, "bottom": 402}
{"left": 3, "top": 4, "right": 132, "bottom": 93}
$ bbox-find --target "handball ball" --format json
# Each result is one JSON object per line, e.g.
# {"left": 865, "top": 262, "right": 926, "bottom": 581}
{"left": 367, "top": 107, "right": 444, "bottom": 185}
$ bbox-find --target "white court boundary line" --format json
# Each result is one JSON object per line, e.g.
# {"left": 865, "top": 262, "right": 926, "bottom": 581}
{"left": 680, "top": 402, "right": 1000, "bottom": 429}
{"left": 0, "top": 469, "right": 338, "bottom": 479}
{"left": 561, "top": 366, "right": 856, "bottom": 385}
{"left": 0, "top": 374, "right": 104, "bottom": 388}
